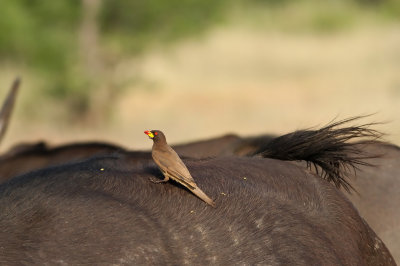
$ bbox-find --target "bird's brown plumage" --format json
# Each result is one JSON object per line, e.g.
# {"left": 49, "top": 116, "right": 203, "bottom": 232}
{"left": 145, "top": 130, "right": 216, "bottom": 207}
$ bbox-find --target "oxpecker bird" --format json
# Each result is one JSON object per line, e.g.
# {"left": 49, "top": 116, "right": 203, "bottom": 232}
{"left": 144, "top": 130, "right": 216, "bottom": 207}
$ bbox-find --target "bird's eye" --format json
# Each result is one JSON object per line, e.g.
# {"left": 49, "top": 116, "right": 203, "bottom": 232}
{"left": 154, "top": 132, "right": 158, "bottom": 136}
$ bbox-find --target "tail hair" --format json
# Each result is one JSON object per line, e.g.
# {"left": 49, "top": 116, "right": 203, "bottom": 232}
{"left": 252, "top": 116, "right": 383, "bottom": 193}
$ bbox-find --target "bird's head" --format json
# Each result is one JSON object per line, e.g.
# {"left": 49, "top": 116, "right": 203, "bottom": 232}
{"left": 144, "top": 130, "right": 165, "bottom": 142}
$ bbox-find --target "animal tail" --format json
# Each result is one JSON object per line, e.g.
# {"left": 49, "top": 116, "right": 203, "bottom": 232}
{"left": 191, "top": 186, "right": 216, "bottom": 208}
{"left": 250, "top": 116, "right": 383, "bottom": 193}
{"left": 233, "top": 134, "right": 276, "bottom": 156}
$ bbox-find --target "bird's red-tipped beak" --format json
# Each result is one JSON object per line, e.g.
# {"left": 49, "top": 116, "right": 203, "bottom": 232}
{"left": 144, "top": 130, "right": 154, "bottom": 139}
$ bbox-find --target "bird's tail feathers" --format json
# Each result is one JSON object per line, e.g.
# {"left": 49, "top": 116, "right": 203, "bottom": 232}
{"left": 191, "top": 187, "right": 216, "bottom": 208}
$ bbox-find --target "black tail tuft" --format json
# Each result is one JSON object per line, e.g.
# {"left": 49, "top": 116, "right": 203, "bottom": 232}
{"left": 252, "top": 116, "right": 383, "bottom": 193}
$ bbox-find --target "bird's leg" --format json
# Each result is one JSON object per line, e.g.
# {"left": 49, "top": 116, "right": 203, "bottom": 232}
{"left": 149, "top": 175, "right": 170, "bottom": 184}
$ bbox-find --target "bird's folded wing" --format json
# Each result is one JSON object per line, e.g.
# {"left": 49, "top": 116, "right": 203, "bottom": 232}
{"left": 155, "top": 155, "right": 197, "bottom": 189}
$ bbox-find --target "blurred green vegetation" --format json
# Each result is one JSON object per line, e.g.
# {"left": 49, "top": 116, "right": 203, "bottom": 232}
{"left": 100, "top": 0, "right": 230, "bottom": 53}
{"left": 0, "top": 0, "right": 399, "bottom": 122}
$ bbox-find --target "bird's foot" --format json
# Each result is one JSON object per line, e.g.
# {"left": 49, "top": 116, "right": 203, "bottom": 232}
{"left": 149, "top": 177, "right": 169, "bottom": 184}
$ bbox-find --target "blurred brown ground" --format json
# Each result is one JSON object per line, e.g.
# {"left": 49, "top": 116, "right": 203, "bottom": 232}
{"left": 1, "top": 23, "right": 399, "bottom": 151}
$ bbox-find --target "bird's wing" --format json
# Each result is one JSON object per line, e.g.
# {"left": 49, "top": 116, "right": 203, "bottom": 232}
{"left": 153, "top": 148, "right": 197, "bottom": 190}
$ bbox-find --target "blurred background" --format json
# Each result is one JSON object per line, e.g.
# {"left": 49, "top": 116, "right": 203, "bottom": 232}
{"left": 0, "top": 0, "right": 399, "bottom": 151}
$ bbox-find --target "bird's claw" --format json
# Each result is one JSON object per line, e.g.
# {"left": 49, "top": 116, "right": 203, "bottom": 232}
{"left": 149, "top": 177, "right": 167, "bottom": 184}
